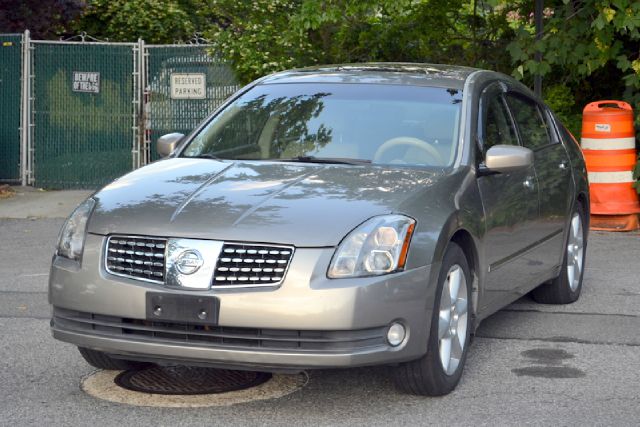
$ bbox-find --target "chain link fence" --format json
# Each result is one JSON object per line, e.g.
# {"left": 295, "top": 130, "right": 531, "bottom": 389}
{"left": 0, "top": 32, "right": 239, "bottom": 189}
{"left": 0, "top": 34, "right": 23, "bottom": 182}
{"left": 32, "top": 42, "right": 137, "bottom": 189}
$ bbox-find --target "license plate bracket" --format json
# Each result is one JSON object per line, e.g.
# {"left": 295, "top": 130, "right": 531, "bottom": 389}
{"left": 145, "top": 292, "right": 219, "bottom": 325}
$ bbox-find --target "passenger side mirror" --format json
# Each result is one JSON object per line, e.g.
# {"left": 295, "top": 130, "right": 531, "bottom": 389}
{"left": 482, "top": 145, "right": 533, "bottom": 174}
{"left": 156, "top": 133, "right": 185, "bottom": 158}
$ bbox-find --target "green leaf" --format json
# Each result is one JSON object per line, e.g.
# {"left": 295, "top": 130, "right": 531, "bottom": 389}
{"left": 593, "top": 15, "right": 605, "bottom": 30}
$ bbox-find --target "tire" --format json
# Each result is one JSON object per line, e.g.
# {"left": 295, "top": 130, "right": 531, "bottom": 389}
{"left": 78, "top": 347, "right": 150, "bottom": 371}
{"left": 392, "top": 242, "right": 472, "bottom": 396}
{"left": 532, "top": 202, "right": 587, "bottom": 304}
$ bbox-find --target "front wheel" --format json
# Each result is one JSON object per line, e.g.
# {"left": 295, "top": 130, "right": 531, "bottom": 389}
{"left": 392, "top": 242, "right": 472, "bottom": 396}
{"left": 532, "top": 203, "right": 587, "bottom": 304}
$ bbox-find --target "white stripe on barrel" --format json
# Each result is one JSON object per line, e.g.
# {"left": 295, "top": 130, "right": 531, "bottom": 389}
{"left": 588, "top": 171, "right": 635, "bottom": 184}
{"left": 581, "top": 137, "right": 636, "bottom": 150}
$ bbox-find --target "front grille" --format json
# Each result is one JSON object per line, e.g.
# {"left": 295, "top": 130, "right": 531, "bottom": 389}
{"left": 105, "top": 236, "right": 167, "bottom": 283}
{"left": 104, "top": 236, "right": 295, "bottom": 288}
{"left": 53, "top": 308, "right": 387, "bottom": 352}
{"left": 212, "top": 243, "right": 294, "bottom": 287}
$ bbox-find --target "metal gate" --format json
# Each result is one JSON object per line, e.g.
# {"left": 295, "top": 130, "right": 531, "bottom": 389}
{"left": 30, "top": 40, "right": 138, "bottom": 189}
{"left": 1, "top": 31, "right": 240, "bottom": 189}
{"left": 0, "top": 34, "right": 23, "bottom": 182}
{"left": 143, "top": 45, "right": 239, "bottom": 164}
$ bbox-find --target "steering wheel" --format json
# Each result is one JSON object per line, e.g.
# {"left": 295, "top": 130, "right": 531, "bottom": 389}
{"left": 373, "top": 136, "right": 444, "bottom": 166}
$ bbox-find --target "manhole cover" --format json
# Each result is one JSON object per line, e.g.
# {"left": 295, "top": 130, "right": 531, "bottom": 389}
{"left": 82, "top": 370, "right": 306, "bottom": 407}
{"left": 115, "top": 366, "right": 271, "bottom": 395}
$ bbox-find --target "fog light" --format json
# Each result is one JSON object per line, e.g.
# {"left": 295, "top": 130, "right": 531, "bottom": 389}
{"left": 387, "top": 322, "right": 406, "bottom": 347}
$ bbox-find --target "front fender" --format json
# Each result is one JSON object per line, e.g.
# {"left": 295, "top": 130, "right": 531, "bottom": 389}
{"left": 399, "top": 167, "right": 486, "bottom": 325}
{"left": 402, "top": 167, "right": 484, "bottom": 267}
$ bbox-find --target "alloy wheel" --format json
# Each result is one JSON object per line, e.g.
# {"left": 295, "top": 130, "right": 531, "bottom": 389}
{"left": 566, "top": 212, "right": 584, "bottom": 292}
{"left": 438, "top": 264, "right": 468, "bottom": 376}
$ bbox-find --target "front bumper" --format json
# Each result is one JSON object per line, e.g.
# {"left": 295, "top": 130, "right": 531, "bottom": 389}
{"left": 50, "top": 233, "right": 436, "bottom": 370}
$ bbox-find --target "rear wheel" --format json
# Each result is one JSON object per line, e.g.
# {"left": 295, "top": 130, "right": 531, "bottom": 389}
{"left": 532, "top": 203, "right": 587, "bottom": 304}
{"left": 392, "top": 242, "right": 472, "bottom": 396}
{"left": 78, "top": 347, "right": 150, "bottom": 370}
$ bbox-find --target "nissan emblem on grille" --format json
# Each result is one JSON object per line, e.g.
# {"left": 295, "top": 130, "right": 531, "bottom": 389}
{"left": 165, "top": 239, "right": 223, "bottom": 290}
{"left": 175, "top": 250, "right": 204, "bottom": 275}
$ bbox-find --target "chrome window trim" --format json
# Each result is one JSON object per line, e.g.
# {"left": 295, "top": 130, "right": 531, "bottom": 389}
{"left": 455, "top": 69, "right": 484, "bottom": 168}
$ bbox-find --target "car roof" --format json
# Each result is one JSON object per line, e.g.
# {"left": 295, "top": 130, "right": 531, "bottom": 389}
{"left": 258, "top": 63, "right": 481, "bottom": 90}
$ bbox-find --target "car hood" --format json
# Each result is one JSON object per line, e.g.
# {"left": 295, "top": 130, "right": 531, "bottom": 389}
{"left": 89, "top": 158, "right": 443, "bottom": 247}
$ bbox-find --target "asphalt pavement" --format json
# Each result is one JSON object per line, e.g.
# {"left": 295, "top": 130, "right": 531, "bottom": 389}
{"left": 1, "top": 191, "right": 639, "bottom": 426}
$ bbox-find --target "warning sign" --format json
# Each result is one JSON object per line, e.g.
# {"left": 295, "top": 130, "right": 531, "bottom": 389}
{"left": 170, "top": 73, "right": 206, "bottom": 99}
{"left": 72, "top": 72, "right": 100, "bottom": 93}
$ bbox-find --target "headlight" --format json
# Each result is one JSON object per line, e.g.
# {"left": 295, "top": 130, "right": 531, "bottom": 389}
{"left": 56, "top": 198, "right": 96, "bottom": 261}
{"left": 328, "top": 215, "right": 416, "bottom": 278}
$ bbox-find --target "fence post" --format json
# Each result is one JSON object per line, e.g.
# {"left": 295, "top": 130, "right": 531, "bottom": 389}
{"left": 19, "top": 30, "right": 31, "bottom": 186}
{"left": 131, "top": 40, "right": 141, "bottom": 169}
{"left": 138, "top": 38, "right": 148, "bottom": 166}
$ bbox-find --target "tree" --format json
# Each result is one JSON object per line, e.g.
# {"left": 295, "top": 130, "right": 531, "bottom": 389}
{"left": 205, "top": 0, "right": 516, "bottom": 84}
{"left": 73, "top": 0, "right": 207, "bottom": 43}
{"left": 506, "top": 0, "right": 640, "bottom": 136}
{"left": 0, "top": 0, "right": 85, "bottom": 38}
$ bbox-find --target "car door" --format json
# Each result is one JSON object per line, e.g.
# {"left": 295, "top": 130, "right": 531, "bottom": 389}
{"left": 504, "top": 94, "right": 573, "bottom": 282}
{"left": 476, "top": 83, "right": 541, "bottom": 310}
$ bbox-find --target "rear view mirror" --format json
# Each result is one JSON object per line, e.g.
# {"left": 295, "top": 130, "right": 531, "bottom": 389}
{"left": 156, "top": 133, "right": 185, "bottom": 158}
{"left": 483, "top": 145, "right": 533, "bottom": 173}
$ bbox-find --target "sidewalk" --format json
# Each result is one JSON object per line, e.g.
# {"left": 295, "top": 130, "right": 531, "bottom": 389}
{"left": 0, "top": 186, "right": 92, "bottom": 219}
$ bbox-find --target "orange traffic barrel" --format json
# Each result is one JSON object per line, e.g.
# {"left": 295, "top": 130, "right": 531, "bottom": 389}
{"left": 581, "top": 100, "right": 640, "bottom": 231}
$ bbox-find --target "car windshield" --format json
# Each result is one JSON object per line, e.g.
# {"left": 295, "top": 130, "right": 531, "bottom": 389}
{"left": 181, "top": 83, "right": 463, "bottom": 167}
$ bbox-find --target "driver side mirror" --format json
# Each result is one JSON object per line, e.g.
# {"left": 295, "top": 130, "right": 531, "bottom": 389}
{"left": 480, "top": 145, "right": 533, "bottom": 174}
{"left": 156, "top": 133, "right": 185, "bottom": 158}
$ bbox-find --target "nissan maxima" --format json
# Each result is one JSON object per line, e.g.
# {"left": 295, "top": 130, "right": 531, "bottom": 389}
{"left": 49, "top": 63, "right": 589, "bottom": 395}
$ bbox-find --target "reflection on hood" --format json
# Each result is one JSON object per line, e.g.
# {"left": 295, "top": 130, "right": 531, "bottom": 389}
{"left": 89, "top": 158, "right": 442, "bottom": 247}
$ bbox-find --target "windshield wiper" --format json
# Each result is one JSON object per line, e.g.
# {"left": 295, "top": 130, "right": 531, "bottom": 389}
{"left": 185, "top": 153, "right": 223, "bottom": 161}
{"left": 273, "top": 156, "right": 372, "bottom": 165}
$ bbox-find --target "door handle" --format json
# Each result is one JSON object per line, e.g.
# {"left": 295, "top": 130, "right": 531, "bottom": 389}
{"left": 523, "top": 177, "right": 535, "bottom": 190}
{"left": 559, "top": 161, "right": 568, "bottom": 170}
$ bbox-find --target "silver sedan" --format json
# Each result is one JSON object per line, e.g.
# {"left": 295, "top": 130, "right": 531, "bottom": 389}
{"left": 49, "top": 63, "right": 589, "bottom": 395}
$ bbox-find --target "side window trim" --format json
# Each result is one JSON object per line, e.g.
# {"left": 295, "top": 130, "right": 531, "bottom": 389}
{"left": 502, "top": 91, "right": 524, "bottom": 148}
{"left": 477, "top": 81, "right": 521, "bottom": 157}
{"left": 498, "top": 94, "right": 520, "bottom": 147}
{"left": 477, "top": 84, "right": 498, "bottom": 154}
{"left": 540, "top": 105, "right": 562, "bottom": 146}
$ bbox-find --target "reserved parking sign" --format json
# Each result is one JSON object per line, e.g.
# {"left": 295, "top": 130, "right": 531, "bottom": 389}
{"left": 170, "top": 73, "right": 206, "bottom": 99}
